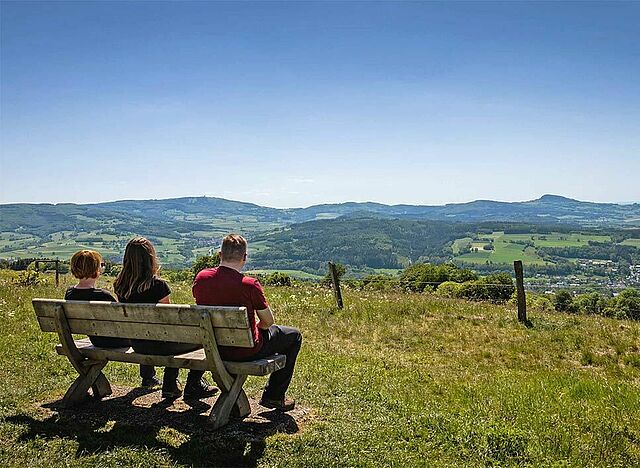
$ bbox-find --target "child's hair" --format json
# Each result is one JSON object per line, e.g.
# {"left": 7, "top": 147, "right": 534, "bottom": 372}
{"left": 70, "top": 250, "right": 103, "bottom": 279}
{"left": 114, "top": 237, "right": 159, "bottom": 300}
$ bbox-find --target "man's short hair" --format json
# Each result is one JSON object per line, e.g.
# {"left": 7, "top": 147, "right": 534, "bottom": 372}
{"left": 70, "top": 250, "right": 102, "bottom": 279}
{"left": 221, "top": 234, "right": 247, "bottom": 261}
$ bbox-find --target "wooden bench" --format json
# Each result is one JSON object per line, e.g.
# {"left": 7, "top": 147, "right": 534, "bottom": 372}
{"left": 32, "top": 298, "right": 286, "bottom": 429}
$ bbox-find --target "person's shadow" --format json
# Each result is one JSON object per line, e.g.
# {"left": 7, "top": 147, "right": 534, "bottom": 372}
{"left": 7, "top": 387, "right": 300, "bottom": 467}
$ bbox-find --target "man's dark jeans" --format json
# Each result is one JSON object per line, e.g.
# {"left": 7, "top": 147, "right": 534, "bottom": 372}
{"left": 243, "top": 325, "right": 302, "bottom": 401}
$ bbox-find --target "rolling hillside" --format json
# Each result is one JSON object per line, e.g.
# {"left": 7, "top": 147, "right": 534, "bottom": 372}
{"left": 1, "top": 195, "right": 639, "bottom": 268}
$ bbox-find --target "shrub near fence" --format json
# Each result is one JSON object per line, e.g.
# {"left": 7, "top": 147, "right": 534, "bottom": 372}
{"left": 399, "top": 263, "right": 478, "bottom": 292}
{"left": 553, "top": 288, "right": 640, "bottom": 321}
{"left": 458, "top": 273, "right": 515, "bottom": 302}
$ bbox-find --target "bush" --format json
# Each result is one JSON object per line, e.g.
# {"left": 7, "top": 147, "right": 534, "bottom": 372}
{"left": 361, "top": 274, "right": 397, "bottom": 291}
{"left": 574, "top": 292, "right": 607, "bottom": 315}
{"left": 192, "top": 253, "right": 221, "bottom": 277}
{"left": 606, "top": 288, "right": 640, "bottom": 321}
{"left": 163, "top": 269, "right": 193, "bottom": 283}
{"left": 15, "top": 270, "right": 43, "bottom": 286}
{"left": 263, "top": 272, "right": 293, "bottom": 287}
{"left": 8, "top": 258, "right": 35, "bottom": 271}
{"left": 107, "top": 264, "right": 122, "bottom": 278}
{"left": 435, "top": 281, "right": 464, "bottom": 298}
{"left": 399, "top": 263, "right": 477, "bottom": 292}
{"left": 554, "top": 290, "right": 576, "bottom": 313}
{"left": 529, "top": 294, "right": 554, "bottom": 312}
{"left": 459, "top": 273, "right": 515, "bottom": 303}
{"left": 28, "top": 260, "right": 69, "bottom": 274}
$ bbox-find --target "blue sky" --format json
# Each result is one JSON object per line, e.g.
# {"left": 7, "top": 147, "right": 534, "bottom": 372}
{"left": 1, "top": 1, "right": 638, "bottom": 207}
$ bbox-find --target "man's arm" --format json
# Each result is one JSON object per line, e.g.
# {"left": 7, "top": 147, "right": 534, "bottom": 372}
{"left": 256, "top": 307, "right": 275, "bottom": 329}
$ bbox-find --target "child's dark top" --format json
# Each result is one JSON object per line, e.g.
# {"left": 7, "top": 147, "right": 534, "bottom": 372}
{"left": 64, "top": 287, "right": 130, "bottom": 348}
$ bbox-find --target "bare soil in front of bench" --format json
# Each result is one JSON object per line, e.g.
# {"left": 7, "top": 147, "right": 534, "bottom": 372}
{"left": 36, "top": 385, "right": 315, "bottom": 441}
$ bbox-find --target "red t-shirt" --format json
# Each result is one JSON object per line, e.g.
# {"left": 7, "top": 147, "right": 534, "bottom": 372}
{"left": 192, "top": 266, "right": 268, "bottom": 360}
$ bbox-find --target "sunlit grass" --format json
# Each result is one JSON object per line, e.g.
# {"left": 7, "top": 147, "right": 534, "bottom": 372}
{"left": 0, "top": 270, "right": 639, "bottom": 466}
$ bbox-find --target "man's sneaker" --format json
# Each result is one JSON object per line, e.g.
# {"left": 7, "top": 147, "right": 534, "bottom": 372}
{"left": 259, "top": 396, "right": 295, "bottom": 412}
{"left": 141, "top": 376, "right": 161, "bottom": 388}
{"left": 161, "top": 380, "right": 183, "bottom": 400}
{"left": 184, "top": 377, "right": 218, "bottom": 399}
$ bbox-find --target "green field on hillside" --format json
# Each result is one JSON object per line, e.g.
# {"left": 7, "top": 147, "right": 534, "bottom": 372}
{"left": 454, "top": 234, "right": 547, "bottom": 265}
{"left": 1, "top": 234, "right": 189, "bottom": 266}
{"left": 1, "top": 270, "right": 639, "bottom": 466}
{"left": 621, "top": 238, "right": 640, "bottom": 248}
{"left": 452, "top": 231, "right": 623, "bottom": 266}
{"left": 505, "top": 232, "right": 611, "bottom": 248}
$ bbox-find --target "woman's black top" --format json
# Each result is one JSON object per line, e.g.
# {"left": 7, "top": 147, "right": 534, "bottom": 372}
{"left": 117, "top": 278, "right": 171, "bottom": 304}
{"left": 117, "top": 278, "right": 176, "bottom": 353}
{"left": 64, "top": 287, "right": 130, "bottom": 348}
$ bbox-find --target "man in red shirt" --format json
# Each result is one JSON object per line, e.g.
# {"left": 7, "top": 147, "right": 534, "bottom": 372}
{"left": 192, "top": 234, "right": 302, "bottom": 411}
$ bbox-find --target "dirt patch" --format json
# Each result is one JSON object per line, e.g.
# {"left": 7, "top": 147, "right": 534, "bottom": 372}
{"left": 37, "top": 385, "right": 316, "bottom": 440}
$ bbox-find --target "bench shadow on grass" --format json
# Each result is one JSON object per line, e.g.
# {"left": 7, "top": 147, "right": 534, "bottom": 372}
{"left": 7, "top": 386, "right": 300, "bottom": 467}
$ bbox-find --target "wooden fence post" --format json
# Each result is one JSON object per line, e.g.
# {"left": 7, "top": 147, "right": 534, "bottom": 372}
{"left": 328, "top": 262, "right": 344, "bottom": 309}
{"left": 513, "top": 260, "right": 527, "bottom": 323}
{"left": 55, "top": 259, "right": 60, "bottom": 287}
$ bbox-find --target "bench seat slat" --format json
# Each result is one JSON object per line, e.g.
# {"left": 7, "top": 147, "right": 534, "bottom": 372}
{"left": 56, "top": 338, "right": 286, "bottom": 376}
{"left": 33, "top": 299, "right": 249, "bottom": 329}
{"left": 38, "top": 316, "right": 254, "bottom": 348}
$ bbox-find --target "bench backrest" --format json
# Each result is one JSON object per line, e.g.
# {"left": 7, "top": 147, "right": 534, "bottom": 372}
{"left": 32, "top": 299, "right": 254, "bottom": 348}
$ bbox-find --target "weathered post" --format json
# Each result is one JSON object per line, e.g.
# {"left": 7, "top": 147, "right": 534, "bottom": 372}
{"left": 328, "top": 261, "right": 344, "bottom": 309}
{"left": 513, "top": 260, "right": 526, "bottom": 323}
{"left": 55, "top": 259, "right": 60, "bottom": 287}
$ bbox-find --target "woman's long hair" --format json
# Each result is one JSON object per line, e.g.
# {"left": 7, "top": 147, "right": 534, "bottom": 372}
{"left": 114, "top": 237, "right": 160, "bottom": 300}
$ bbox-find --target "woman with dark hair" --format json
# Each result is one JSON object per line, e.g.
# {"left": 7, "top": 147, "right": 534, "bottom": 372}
{"left": 114, "top": 237, "right": 216, "bottom": 400}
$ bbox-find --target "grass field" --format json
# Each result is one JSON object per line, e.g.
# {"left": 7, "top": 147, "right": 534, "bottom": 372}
{"left": 455, "top": 237, "right": 547, "bottom": 265}
{"left": 452, "top": 231, "right": 620, "bottom": 266}
{"left": 372, "top": 268, "right": 403, "bottom": 276}
{"left": 503, "top": 232, "right": 611, "bottom": 248}
{"left": 621, "top": 238, "right": 640, "bottom": 248}
{"left": 1, "top": 271, "right": 639, "bottom": 466}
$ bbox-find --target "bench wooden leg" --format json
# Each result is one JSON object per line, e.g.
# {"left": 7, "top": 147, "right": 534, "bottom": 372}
{"left": 208, "top": 374, "right": 248, "bottom": 429}
{"left": 91, "top": 369, "right": 113, "bottom": 399}
{"left": 62, "top": 360, "right": 111, "bottom": 407}
{"left": 53, "top": 304, "right": 112, "bottom": 405}
{"left": 235, "top": 389, "right": 251, "bottom": 418}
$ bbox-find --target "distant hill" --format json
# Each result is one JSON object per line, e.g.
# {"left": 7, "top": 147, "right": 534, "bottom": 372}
{"left": 2, "top": 194, "right": 639, "bottom": 235}
{"left": 289, "top": 194, "right": 640, "bottom": 226}
{"left": 1, "top": 194, "right": 638, "bottom": 268}
{"left": 250, "top": 215, "right": 472, "bottom": 272}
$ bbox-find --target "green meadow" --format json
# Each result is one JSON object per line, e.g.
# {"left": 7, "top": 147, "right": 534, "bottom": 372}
{"left": 0, "top": 270, "right": 639, "bottom": 466}
{"left": 621, "top": 238, "right": 640, "bottom": 248}
{"left": 453, "top": 231, "right": 623, "bottom": 266}
{"left": 455, "top": 234, "right": 546, "bottom": 266}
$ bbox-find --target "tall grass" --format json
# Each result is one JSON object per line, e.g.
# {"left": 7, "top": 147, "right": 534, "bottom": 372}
{"left": 0, "top": 270, "right": 638, "bottom": 466}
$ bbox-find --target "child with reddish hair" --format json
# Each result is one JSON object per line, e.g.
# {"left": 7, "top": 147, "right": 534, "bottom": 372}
{"left": 65, "top": 250, "right": 129, "bottom": 348}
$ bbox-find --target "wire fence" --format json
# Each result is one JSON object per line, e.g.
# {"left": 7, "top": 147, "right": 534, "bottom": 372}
{"left": 339, "top": 279, "right": 517, "bottom": 288}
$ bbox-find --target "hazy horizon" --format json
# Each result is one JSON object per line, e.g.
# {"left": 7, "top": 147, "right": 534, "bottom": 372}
{"left": 0, "top": 192, "right": 638, "bottom": 210}
{"left": 2, "top": 2, "right": 639, "bottom": 207}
